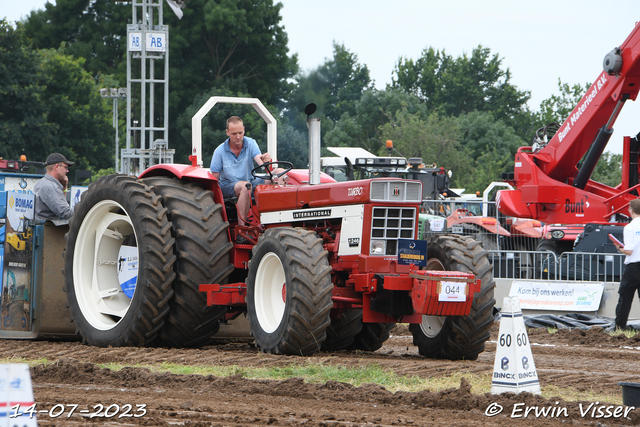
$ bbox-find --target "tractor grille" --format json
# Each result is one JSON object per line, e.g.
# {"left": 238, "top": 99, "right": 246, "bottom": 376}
{"left": 370, "top": 207, "right": 417, "bottom": 256}
{"left": 370, "top": 181, "right": 422, "bottom": 202}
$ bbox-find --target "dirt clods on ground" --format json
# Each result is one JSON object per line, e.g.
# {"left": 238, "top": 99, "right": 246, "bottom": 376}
{"left": 3, "top": 323, "right": 640, "bottom": 426}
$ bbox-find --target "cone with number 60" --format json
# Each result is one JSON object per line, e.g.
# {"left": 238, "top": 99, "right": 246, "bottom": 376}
{"left": 491, "top": 297, "right": 541, "bottom": 395}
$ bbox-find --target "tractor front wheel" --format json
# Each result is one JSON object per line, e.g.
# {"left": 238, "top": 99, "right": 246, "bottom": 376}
{"left": 247, "top": 228, "right": 333, "bottom": 355}
{"left": 409, "top": 234, "right": 495, "bottom": 360}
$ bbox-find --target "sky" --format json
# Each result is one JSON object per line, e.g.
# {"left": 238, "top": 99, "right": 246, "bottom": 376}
{"left": 3, "top": 0, "right": 640, "bottom": 154}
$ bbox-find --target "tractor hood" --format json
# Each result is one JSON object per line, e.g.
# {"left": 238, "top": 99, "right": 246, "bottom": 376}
{"left": 254, "top": 178, "right": 423, "bottom": 213}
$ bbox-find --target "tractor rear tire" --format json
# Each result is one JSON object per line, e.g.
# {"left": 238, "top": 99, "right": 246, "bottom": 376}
{"left": 321, "top": 309, "right": 363, "bottom": 352}
{"left": 247, "top": 228, "right": 333, "bottom": 355}
{"left": 348, "top": 322, "right": 395, "bottom": 352}
{"left": 409, "top": 234, "right": 495, "bottom": 360}
{"left": 144, "top": 177, "right": 234, "bottom": 348}
{"left": 63, "top": 175, "right": 176, "bottom": 347}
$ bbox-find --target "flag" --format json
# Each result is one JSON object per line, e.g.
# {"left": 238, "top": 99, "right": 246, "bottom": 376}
{"left": 166, "top": 0, "right": 187, "bottom": 20}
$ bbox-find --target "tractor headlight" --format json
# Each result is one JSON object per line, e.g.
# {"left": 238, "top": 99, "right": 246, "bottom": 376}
{"left": 370, "top": 239, "right": 385, "bottom": 255}
{"left": 551, "top": 230, "right": 565, "bottom": 239}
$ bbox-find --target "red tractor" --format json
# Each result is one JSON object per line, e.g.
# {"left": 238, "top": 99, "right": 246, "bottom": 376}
{"left": 62, "top": 97, "right": 495, "bottom": 360}
{"left": 498, "top": 22, "right": 640, "bottom": 254}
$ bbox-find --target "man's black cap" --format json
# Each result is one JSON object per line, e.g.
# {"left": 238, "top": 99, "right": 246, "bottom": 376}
{"left": 45, "top": 153, "right": 74, "bottom": 166}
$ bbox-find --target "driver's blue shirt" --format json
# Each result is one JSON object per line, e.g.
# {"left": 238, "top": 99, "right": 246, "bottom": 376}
{"left": 210, "top": 137, "right": 263, "bottom": 197}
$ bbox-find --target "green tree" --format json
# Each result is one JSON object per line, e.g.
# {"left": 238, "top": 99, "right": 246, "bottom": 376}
{"left": 38, "top": 48, "right": 114, "bottom": 170}
{"left": 392, "top": 46, "right": 532, "bottom": 136}
{"left": 174, "top": 0, "right": 297, "bottom": 107}
{"left": 460, "top": 147, "right": 512, "bottom": 194}
{"left": 532, "top": 79, "right": 591, "bottom": 141}
{"left": 456, "top": 111, "right": 525, "bottom": 163}
{"left": 20, "top": 0, "right": 128, "bottom": 76}
{"left": 286, "top": 43, "right": 372, "bottom": 133}
{"left": 276, "top": 124, "right": 309, "bottom": 169}
{"left": 378, "top": 108, "right": 473, "bottom": 186}
{"left": 324, "top": 88, "right": 427, "bottom": 154}
{"left": 0, "top": 21, "right": 112, "bottom": 169}
{"left": 592, "top": 151, "right": 622, "bottom": 187}
{"left": 22, "top": 0, "right": 298, "bottom": 162}
{"left": 0, "top": 19, "right": 53, "bottom": 160}
{"left": 450, "top": 112, "right": 526, "bottom": 192}
{"left": 321, "top": 43, "right": 372, "bottom": 122}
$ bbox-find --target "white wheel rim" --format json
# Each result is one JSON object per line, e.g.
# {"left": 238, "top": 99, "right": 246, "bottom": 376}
{"left": 419, "top": 315, "right": 446, "bottom": 338}
{"left": 421, "top": 253, "right": 446, "bottom": 338}
{"left": 73, "top": 200, "right": 138, "bottom": 330}
{"left": 254, "top": 252, "right": 286, "bottom": 334}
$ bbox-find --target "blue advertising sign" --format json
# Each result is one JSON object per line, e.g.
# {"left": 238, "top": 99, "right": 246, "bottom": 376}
{"left": 397, "top": 239, "right": 427, "bottom": 267}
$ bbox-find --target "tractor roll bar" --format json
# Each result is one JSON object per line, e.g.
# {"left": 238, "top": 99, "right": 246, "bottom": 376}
{"left": 191, "top": 96, "right": 277, "bottom": 167}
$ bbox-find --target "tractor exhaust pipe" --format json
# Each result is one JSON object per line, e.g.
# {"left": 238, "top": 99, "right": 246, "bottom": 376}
{"left": 305, "top": 103, "right": 321, "bottom": 185}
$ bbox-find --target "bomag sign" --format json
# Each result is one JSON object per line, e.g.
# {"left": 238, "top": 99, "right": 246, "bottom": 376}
{"left": 9, "top": 195, "right": 34, "bottom": 210}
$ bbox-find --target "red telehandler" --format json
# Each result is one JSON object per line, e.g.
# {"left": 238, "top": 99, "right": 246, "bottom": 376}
{"left": 498, "top": 22, "right": 640, "bottom": 265}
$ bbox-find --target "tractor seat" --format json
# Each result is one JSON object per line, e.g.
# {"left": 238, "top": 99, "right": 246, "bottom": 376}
{"left": 223, "top": 182, "right": 256, "bottom": 224}
{"left": 224, "top": 197, "right": 238, "bottom": 222}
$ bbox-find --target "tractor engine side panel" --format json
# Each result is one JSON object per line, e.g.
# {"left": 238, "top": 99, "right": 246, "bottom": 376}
{"left": 260, "top": 204, "right": 365, "bottom": 256}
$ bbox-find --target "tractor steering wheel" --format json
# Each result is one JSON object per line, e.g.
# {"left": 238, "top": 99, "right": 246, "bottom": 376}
{"left": 251, "top": 161, "right": 293, "bottom": 182}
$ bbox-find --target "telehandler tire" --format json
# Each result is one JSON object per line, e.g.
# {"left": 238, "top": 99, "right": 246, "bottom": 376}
{"left": 247, "top": 228, "right": 333, "bottom": 355}
{"left": 63, "top": 175, "right": 176, "bottom": 347}
{"left": 409, "top": 234, "right": 495, "bottom": 360}
{"left": 144, "top": 177, "right": 234, "bottom": 347}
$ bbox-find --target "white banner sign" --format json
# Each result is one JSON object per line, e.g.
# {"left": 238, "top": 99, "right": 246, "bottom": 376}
{"left": 118, "top": 245, "right": 138, "bottom": 299}
{"left": 128, "top": 32, "right": 167, "bottom": 52}
{"left": 1, "top": 176, "right": 40, "bottom": 194}
{"left": 70, "top": 186, "right": 88, "bottom": 210}
{"left": 508, "top": 281, "right": 604, "bottom": 311}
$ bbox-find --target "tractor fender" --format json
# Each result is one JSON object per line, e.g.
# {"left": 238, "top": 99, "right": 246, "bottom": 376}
{"left": 139, "top": 164, "right": 224, "bottom": 203}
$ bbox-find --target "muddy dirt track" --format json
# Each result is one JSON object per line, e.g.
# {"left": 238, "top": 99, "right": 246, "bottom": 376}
{"left": 3, "top": 323, "right": 640, "bottom": 426}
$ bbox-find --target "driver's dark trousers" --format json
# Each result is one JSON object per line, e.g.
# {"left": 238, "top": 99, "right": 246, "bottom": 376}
{"left": 615, "top": 261, "right": 640, "bottom": 329}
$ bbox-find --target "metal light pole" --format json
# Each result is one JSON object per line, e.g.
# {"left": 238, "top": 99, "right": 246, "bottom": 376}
{"left": 100, "top": 87, "right": 127, "bottom": 173}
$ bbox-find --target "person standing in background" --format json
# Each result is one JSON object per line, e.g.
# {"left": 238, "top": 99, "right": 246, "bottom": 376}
{"left": 612, "top": 198, "right": 640, "bottom": 329}
{"left": 33, "top": 153, "right": 74, "bottom": 221}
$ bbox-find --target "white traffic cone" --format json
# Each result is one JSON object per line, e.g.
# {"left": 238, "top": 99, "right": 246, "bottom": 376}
{"left": 491, "top": 297, "right": 541, "bottom": 395}
{"left": 0, "top": 364, "right": 38, "bottom": 426}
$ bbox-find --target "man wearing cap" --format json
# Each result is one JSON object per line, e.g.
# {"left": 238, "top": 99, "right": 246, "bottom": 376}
{"left": 33, "top": 153, "right": 75, "bottom": 221}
